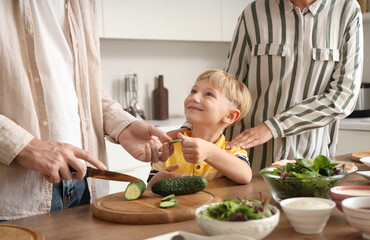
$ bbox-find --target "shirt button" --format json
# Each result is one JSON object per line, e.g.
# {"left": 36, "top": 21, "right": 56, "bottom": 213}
{"left": 196, "top": 165, "right": 201, "bottom": 169}
{"left": 34, "top": 77, "right": 40, "bottom": 83}
{"left": 27, "top": 28, "right": 34, "bottom": 35}
{"left": 41, "top": 120, "right": 48, "bottom": 126}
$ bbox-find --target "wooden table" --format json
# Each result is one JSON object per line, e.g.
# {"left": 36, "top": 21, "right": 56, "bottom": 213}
{"left": 5, "top": 154, "right": 369, "bottom": 240}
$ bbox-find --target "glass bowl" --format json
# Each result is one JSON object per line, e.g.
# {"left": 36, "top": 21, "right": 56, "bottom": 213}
{"left": 260, "top": 167, "right": 347, "bottom": 203}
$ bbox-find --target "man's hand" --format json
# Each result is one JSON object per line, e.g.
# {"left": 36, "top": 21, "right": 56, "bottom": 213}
{"left": 15, "top": 138, "right": 107, "bottom": 184}
{"left": 147, "top": 164, "right": 184, "bottom": 189}
{"left": 226, "top": 123, "right": 273, "bottom": 150}
{"left": 118, "top": 121, "right": 172, "bottom": 163}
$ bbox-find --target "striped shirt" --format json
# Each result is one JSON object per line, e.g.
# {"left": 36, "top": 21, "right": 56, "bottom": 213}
{"left": 224, "top": 0, "right": 363, "bottom": 171}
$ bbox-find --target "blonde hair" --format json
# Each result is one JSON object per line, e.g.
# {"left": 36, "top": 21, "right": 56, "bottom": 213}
{"left": 195, "top": 69, "right": 252, "bottom": 121}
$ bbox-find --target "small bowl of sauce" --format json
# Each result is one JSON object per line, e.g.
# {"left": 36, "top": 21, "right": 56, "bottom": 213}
{"left": 330, "top": 186, "right": 370, "bottom": 211}
{"left": 342, "top": 197, "right": 370, "bottom": 239}
{"left": 280, "top": 197, "right": 336, "bottom": 234}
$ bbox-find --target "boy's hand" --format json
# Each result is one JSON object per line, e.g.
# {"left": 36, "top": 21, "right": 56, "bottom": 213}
{"left": 178, "top": 133, "right": 213, "bottom": 164}
{"left": 167, "top": 127, "right": 189, "bottom": 140}
{"left": 147, "top": 164, "right": 184, "bottom": 189}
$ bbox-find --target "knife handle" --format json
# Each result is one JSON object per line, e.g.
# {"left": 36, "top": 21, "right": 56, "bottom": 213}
{"left": 69, "top": 166, "right": 90, "bottom": 178}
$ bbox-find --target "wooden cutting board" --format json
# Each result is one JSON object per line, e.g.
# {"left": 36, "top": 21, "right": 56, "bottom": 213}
{"left": 92, "top": 190, "right": 220, "bottom": 224}
{"left": 351, "top": 150, "right": 370, "bottom": 161}
{"left": 0, "top": 224, "right": 45, "bottom": 240}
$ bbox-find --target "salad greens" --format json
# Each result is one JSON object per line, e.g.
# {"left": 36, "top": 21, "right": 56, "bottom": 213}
{"left": 199, "top": 197, "right": 275, "bottom": 222}
{"left": 260, "top": 155, "right": 345, "bottom": 180}
{"left": 259, "top": 155, "right": 346, "bottom": 201}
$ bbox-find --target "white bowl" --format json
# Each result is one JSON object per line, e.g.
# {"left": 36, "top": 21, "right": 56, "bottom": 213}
{"left": 360, "top": 157, "right": 370, "bottom": 168}
{"left": 195, "top": 203, "right": 280, "bottom": 240}
{"left": 342, "top": 196, "right": 370, "bottom": 239}
{"left": 280, "top": 197, "right": 335, "bottom": 234}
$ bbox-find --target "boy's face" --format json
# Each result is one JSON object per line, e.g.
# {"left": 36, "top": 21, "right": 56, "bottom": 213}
{"left": 184, "top": 79, "right": 233, "bottom": 125}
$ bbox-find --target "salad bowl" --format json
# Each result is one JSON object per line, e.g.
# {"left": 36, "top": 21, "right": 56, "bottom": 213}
{"left": 260, "top": 155, "right": 348, "bottom": 202}
{"left": 195, "top": 199, "right": 279, "bottom": 240}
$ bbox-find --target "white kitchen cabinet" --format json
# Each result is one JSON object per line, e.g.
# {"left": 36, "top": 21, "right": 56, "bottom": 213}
{"left": 98, "top": 0, "right": 249, "bottom": 42}
{"left": 221, "top": 0, "right": 252, "bottom": 41}
{"left": 102, "top": 0, "right": 167, "bottom": 40}
{"left": 167, "top": 0, "right": 221, "bottom": 41}
{"left": 337, "top": 130, "right": 370, "bottom": 155}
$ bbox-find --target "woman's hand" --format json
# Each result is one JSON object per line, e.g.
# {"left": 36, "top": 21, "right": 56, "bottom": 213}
{"left": 226, "top": 123, "right": 273, "bottom": 150}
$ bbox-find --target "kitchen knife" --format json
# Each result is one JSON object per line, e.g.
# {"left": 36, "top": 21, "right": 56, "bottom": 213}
{"left": 86, "top": 167, "right": 142, "bottom": 182}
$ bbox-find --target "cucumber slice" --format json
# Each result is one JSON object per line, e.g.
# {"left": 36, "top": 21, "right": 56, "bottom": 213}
{"left": 161, "top": 194, "right": 175, "bottom": 202}
{"left": 159, "top": 201, "right": 177, "bottom": 208}
{"left": 169, "top": 198, "right": 179, "bottom": 204}
{"left": 124, "top": 181, "right": 146, "bottom": 201}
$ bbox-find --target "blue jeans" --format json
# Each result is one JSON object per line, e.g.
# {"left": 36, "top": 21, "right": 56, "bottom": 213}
{"left": 50, "top": 177, "right": 90, "bottom": 212}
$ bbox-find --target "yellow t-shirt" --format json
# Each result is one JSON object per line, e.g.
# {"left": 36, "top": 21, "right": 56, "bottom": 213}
{"left": 148, "top": 131, "right": 250, "bottom": 181}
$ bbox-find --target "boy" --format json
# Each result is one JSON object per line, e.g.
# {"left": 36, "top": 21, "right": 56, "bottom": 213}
{"left": 147, "top": 69, "right": 253, "bottom": 188}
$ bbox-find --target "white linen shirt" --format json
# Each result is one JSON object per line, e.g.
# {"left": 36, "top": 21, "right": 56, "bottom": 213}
{"left": 0, "top": 0, "right": 136, "bottom": 220}
{"left": 30, "top": 0, "right": 82, "bottom": 149}
{"left": 224, "top": 0, "right": 363, "bottom": 171}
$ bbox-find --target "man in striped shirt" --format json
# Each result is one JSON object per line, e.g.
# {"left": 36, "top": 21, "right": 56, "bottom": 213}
{"left": 224, "top": 0, "right": 363, "bottom": 171}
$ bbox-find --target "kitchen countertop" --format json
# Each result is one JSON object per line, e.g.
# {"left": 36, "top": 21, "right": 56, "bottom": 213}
{"left": 145, "top": 117, "right": 185, "bottom": 128}
{"left": 146, "top": 116, "right": 370, "bottom": 131}
{"left": 339, "top": 117, "right": 370, "bottom": 131}
{"left": 4, "top": 154, "right": 368, "bottom": 240}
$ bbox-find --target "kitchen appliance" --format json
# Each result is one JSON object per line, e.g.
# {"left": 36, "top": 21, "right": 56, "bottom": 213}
{"left": 123, "top": 74, "right": 146, "bottom": 119}
{"left": 348, "top": 83, "right": 370, "bottom": 118}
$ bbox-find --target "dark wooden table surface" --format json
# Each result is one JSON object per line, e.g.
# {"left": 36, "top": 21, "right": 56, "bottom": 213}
{"left": 5, "top": 154, "right": 369, "bottom": 240}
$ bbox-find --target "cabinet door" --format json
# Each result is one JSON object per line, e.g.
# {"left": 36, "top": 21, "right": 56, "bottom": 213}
{"left": 103, "top": 0, "right": 167, "bottom": 40}
{"left": 167, "top": 0, "right": 222, "bottom": 41}
{"left": 221, "top": 0, "right": 253, "bottom": 41}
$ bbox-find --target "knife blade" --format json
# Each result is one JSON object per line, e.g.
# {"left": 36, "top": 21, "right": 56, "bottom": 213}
{"left": 86, "top": 167, "right": 142, "bottom": 182}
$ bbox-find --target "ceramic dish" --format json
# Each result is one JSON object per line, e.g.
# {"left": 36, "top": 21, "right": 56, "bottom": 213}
{"left": 146, "top": 231, "right": 255, "bottom": 240}
{"left": 330, "top": 185, "right": 370, "bottom": 211}
{"left": 357, "top": 171, "right": 370, "bottom": 180}
{"left": 195, "top": 203, "right": 279, "bottom": 240}
{"left": 360, "top": 157, "right": 370, "bottom": 168}
{"left": 351, "top": 150, "right": 370, "bottom": 162}
{"left": 342, "top": 197, "right": 370, "bottom": 239}
{"left": 280, "top": 197, "right": 335, "bottom": 234}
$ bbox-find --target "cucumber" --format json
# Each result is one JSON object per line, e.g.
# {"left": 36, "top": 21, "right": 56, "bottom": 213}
{"left": 151, "top": 176, "right": 207, "bottom": 196}
{"left": 159, "top": 201, "right": 177, "bottom": 208}
{"left": 161, "top": 194, "right": 175, "bottom": 202}
{"left": 169, "top": 198, "right": 179, "bottom": 204}
{"left": 124, "top": 181, "right": 146, "bottom": 200}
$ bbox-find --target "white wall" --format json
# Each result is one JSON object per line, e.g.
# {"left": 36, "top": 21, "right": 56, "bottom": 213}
{"left": 100, "top": 39, "right": 231, "bottom": 119}
{"left": 100, "top": 20, "right": 370, "bottom": 120}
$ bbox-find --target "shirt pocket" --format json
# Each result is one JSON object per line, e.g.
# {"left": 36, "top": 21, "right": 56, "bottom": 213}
{"left": 251, "top": 43, "right": 288, "bottom": 57}
{"left": 312, "top": 48, "right": 340, "bottom": 62}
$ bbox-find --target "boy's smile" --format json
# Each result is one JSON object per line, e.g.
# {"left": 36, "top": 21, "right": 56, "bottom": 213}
{"left": 184, "top": 79, "right": 232, "bottom": 126}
